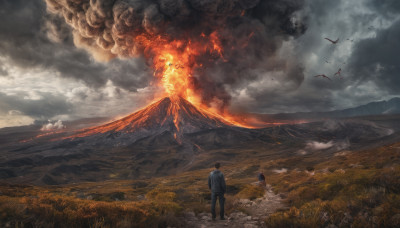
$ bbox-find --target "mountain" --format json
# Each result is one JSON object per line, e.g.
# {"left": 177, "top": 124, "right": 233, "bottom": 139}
{"left": 255, "top": 97, "right": 400, "bottom": 121}
{"left": 69, "top": 96, "right": 232, "bottom": 142}
{"left": 1, "top": 97, "right": 400, "bottom": 185}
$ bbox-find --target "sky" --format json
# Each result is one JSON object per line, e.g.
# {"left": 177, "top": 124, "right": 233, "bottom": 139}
{"left": 0, "top": 0, "right": 399, "bottom": 128}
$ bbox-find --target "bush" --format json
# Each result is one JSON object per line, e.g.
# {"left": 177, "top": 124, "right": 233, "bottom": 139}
{"left": 236, "top": 185, "right": 265, "bottom": 200}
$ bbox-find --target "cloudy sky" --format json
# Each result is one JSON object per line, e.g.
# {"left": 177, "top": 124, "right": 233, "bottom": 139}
{"left": 0, "top": 0, "right": 399, "bottom": 128}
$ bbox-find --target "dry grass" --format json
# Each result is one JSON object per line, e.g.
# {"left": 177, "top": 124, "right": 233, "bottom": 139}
{"left": 1, "top": 142, "right": 400, "bottom": 227}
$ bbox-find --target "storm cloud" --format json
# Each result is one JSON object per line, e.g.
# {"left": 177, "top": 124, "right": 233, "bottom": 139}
{"left": 348, "top": 19, "right": 400, "bottom": 94}
{"left": 0, "top": 0, "right": 150, "bottom": 91}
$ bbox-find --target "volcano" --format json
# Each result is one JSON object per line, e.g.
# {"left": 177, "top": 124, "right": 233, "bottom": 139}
{"left": 1, "top": 97, "right": 399, "bottom": 185}
{"left": 69, "top": 96, "right": 235, "bottom": 142}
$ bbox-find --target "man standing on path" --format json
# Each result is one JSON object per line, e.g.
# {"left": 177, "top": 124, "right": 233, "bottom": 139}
{"left": 208, "top": 162, "right": 226, "bottom": 220}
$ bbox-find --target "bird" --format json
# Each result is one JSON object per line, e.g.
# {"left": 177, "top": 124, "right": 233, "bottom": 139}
{"left": 334, "top": 68, "right": 342, "bottom": 76}
{"left": 314, "top": 74, "right": 332, "bottom": 81}
{"left": 334, "top": 68, "right": 343, "bottom": 79}
{"left": 324, "top": 38, "right": 339, "bottom": 44}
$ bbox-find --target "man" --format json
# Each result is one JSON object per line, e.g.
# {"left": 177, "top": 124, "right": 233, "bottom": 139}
{"left": 208, "top": 162, "right": 226, "bottom": 220}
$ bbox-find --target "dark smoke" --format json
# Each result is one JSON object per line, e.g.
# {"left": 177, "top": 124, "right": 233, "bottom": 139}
{"left": 44, "top": 0, "right": 307, "bottom": 110}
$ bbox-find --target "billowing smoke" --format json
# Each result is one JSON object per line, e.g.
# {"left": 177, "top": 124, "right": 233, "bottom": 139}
{"left": 41, "top": 120, "right": 66, "bottom": 131}
{"left": 44, "top": 0, "right": 306, "bottom": 111}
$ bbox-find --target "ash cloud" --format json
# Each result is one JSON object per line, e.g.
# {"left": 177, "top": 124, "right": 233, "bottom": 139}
{"left": 44, "top": 0, "right": 307, "bottom": 110}
{"left": 0, "top": 0, "right": 150, "bottom": 91}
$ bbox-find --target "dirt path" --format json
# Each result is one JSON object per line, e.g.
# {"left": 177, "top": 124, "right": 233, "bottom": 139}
{"left": 183, "top": 184, "right": 287, "bottom": 228}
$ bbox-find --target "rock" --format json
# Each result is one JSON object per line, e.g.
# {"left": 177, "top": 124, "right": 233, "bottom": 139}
{"left": 246, "top": 216, "right": 252, "bottom": 221}
{"left": 339, "top": 212, "right": 353, "bottom": 227}
{"left": 244, "top": 223, "right": 258, "bottom": 228}
{"left": 201, "top": 216, "right": 209, "bottom": 221}
{"left": 198, "top": 212, "right": 209, "bottom": 217}
{"left": 320, "top": 212, "right": 329, "bottom": 222}
{"left": 391, "top": 214, "right": 400, "bottom": 226}
{"left": 239, "top": 199, "right": 250, "bottom": 204}
{"left": 185, "top": 212, "right": 196, "bottom": 217}
{"left": 184, "top": 212, "right": 197, "bottom": 221}
{"left": 136, "top": 195, "right": 145, "bottom": 201}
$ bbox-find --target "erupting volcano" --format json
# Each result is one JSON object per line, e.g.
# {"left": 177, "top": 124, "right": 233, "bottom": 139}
{"left": 42, "top": 0, "right": 307, "bottom": 138}
{"left": 69, "top": 33, "right": 256, "bottom": 139}
{"left": 70, "top": 96, "right": 237, "bottom": 140}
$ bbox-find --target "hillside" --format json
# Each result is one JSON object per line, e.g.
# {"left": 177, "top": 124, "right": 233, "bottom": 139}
{"left": 255, "top": 97, "right": 400, "bottom": 121}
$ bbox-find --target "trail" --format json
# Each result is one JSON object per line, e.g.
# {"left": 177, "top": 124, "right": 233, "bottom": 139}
{"left": 183, "top": 184, "right": 287, "bottom": 228}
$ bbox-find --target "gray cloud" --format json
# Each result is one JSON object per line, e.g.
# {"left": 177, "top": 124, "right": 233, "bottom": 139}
{"left": 0, "top": 67, "right": 8, "bottom": 77}
{"left": 234, "top": 0, "right": 400, "bottom": 114}
{"left": 348, "top": 20, "right": 400, "bottom": 94}
{"left": 0, "top": 91, "right": 72, "bottom": 120}
{"left": 0, "top": 0, "right": 150, "bottom": 91}
{"left": 367, "top": 0, "right": 400, "bottom": 18}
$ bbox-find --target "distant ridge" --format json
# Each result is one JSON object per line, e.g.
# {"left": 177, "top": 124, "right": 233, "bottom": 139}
{"left": 256, "top": 97, "right": 400, "bottom": 121}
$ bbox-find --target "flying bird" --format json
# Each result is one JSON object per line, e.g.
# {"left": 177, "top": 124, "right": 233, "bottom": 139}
{"left": 324, "top": 38, "right": 339, "bottom": 44}
{"left": 334, "top": 68, "right": 343, "bottom": 79}
{"left": 334, "top": 68, "right": 342, "bottom": 76}
{"left": 314, "top": 74, "right": 332, "bottom": 81}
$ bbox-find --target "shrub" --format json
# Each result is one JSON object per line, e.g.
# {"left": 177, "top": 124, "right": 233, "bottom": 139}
{"left": 236, "top": 185, "right": 264, "bottom": 200}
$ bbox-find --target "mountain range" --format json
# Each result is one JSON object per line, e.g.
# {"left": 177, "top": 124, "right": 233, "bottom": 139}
{"left": 254, "top": 97, "right": 400, "bottom": 121}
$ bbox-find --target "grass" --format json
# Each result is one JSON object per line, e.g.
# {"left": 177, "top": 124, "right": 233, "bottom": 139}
{"left": 0, "top": 142, "right": 400, "bottom": 227}
{"left": 265, "top": 142, "right": 400, "bottom": 227}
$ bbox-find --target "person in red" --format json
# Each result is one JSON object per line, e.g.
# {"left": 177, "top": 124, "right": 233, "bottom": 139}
{"left": 208, "top": 162, "right": 226, "bottom": 220}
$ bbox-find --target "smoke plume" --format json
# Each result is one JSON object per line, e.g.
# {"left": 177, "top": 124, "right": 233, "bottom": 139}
{"left": 45, "top": 0, "right": 306, "bottom": 110}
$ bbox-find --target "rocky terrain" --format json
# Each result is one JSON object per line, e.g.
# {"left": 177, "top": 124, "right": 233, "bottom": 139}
{"left": 184, "top": 184, "right": 285, "bottom": 228}
{"left": 1, "top": 97, "right": 400, "bottom": 186}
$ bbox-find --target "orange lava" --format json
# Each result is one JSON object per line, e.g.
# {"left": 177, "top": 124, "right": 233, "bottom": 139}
{"left": 135, "top": 32, "right": 224, "bottom": 101}
{"left": 133, "top": 32, "right": 263, "bottom": 127}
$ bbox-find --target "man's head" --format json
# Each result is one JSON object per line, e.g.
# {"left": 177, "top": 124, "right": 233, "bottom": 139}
{"left": 215, "top": 162, "right": 221, "bottom": 169}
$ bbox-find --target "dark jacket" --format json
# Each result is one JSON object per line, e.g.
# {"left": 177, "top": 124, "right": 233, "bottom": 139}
{"left": 208, "top": 169, "right": 226, "bottom": 193}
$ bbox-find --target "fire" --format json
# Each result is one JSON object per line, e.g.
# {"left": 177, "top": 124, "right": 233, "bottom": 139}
{"left": 136, "top": 32, "right": 224, "bottom": 101}
{"left": 134, "top": 31, "right": 261, "bottom": 128}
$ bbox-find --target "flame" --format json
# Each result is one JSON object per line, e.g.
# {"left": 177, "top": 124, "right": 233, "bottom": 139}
{"left": 135, "top": 32, "right": 224, "bottom": 100}
{"left": 132, "top": 31, "right": 279, "bottom": 128}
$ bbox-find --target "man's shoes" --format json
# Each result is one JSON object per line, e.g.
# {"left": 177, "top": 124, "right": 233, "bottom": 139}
{"left": 220, "top": 217, "right": 225, "bottom": 220}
